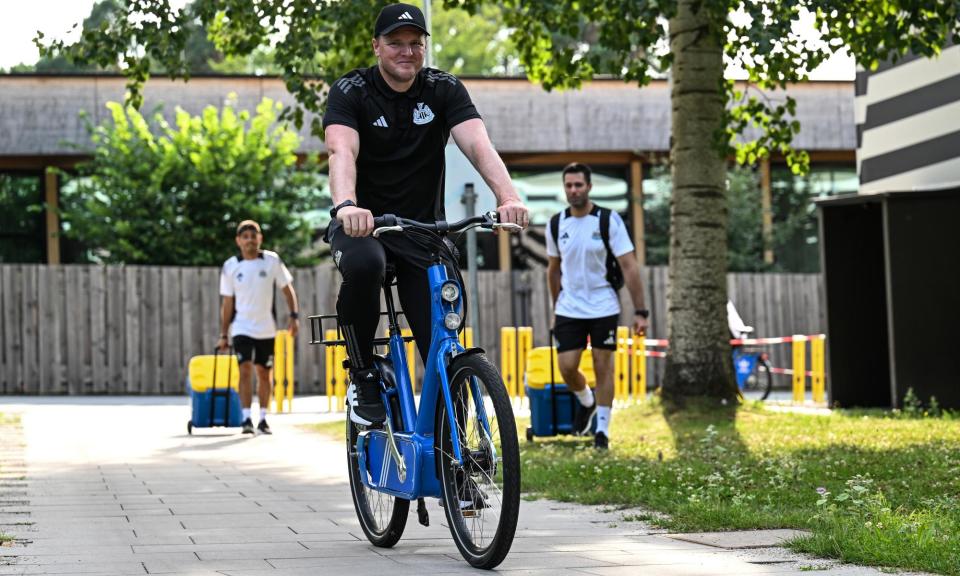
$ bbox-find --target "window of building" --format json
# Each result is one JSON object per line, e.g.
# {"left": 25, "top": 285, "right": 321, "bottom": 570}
{"left": 770, "top": 164, "right": 858, "bottom": 272}
{"left": 643, "top": 162, "right": 855, "bottom": 272}
{"left": 0, "top": 173, "right": 45, "bottom": 263}
{"left": 509, "top": 167, "right": 630, "bottom": 226}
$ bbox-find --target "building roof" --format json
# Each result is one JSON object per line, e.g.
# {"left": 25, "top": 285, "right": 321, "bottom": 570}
{"left": 0, "top": 74, "right": 856, "bottom": 156}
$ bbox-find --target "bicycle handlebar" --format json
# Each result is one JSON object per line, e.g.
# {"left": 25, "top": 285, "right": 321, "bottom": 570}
{"left": 371, "top": 211, "right": 522, "bottom": 238}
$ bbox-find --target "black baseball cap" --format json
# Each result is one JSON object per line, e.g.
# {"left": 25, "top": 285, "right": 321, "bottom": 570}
{"left": 374, "top": 3, "right": 430, "bottom": 37}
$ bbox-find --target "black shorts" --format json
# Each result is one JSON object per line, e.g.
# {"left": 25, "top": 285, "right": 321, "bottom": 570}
{"left": 554, "top": 314, "right": 619, "bottom": 353}
{"left": 232, "top": 335, "right": 275, "bottom": 367}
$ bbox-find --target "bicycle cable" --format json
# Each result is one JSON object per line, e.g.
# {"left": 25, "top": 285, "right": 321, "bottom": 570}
{"left": 398, "top": 225, "right": 470, "bottom": 333}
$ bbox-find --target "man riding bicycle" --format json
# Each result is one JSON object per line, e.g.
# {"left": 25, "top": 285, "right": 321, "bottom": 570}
{"left": 323, "top": 3, "right": 529, "bottom": 426}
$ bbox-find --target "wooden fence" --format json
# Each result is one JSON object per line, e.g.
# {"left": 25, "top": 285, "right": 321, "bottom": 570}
{"left": 0, "top": 264, "right": 823, "bottom": 395}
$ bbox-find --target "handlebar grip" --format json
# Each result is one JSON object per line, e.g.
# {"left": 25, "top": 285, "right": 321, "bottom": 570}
{"left": 372, "top": 214, "right": 399, "bottom": 228}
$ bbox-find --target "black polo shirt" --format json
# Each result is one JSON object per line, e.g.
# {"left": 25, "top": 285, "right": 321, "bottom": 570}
{"left": 322, "top": 66, "right": 481, "bottom": 222}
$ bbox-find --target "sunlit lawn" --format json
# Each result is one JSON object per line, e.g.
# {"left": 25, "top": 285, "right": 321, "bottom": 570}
{"left": 305, "top": 399, "right": 960, "bottom": 575}
{"left": 519, "top": 399, "right": 960, "bottom": 576}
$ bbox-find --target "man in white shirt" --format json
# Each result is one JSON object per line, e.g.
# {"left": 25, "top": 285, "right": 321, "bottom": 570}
{"left": 218, "top": 220, "right": 300, "bottom": 435}
{"left": 546, "top": 164, "right": 649, "bottom": 449}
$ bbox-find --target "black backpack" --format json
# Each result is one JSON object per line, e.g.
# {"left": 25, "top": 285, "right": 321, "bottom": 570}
{"left": 549, "top": 204, "right": 625, "bottom": 291}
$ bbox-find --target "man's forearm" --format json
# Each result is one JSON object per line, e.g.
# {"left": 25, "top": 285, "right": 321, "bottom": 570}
{"left": 626, "top": 274, "right": 646, "bottom": 312}
{"left": 547, "top": 270, "right": 561, "bottom": 306}
{"left": 328, "top": 150, "right": 358, "bottom": 205}
{"left": 471, "top": 144, "right": 519, "bottom": 205}
{"left": 220, "top": 298, "right": 233, "bottom": 337}
{"left": 283, "top": 287, "right": 299, "bottom": 315}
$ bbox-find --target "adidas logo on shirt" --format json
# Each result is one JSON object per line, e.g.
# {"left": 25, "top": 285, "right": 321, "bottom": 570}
{"left": 372, "top": 116, "right": 388, "bottom": 128}
{"left": 398, "top": 11, "right": 413, "bottom": 19}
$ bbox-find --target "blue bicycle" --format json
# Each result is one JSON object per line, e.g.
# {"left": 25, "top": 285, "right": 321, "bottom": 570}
{"left": 310, "top": 212, "right": 521, "bottom": 569}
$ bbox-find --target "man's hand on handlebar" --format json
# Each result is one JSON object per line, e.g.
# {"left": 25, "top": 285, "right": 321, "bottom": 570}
{"left": 497, "top": 199, "right": 530, "bottom": 231}
{"left": 338, "top": 206, "right": 375, "bottom": 237}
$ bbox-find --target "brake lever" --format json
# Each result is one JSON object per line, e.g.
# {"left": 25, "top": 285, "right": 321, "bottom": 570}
{"left": 372, "top": 225, "right": 404, "bottom": 238}
{"left": 493, "top": 222, "right": 523, "bottom": 232}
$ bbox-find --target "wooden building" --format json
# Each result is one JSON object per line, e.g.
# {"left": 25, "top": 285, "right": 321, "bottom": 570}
{"left": 0, "top": 74, "right": 856, "bottom": 266}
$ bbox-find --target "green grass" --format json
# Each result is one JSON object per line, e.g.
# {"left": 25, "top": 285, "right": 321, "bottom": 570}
{"left": 519, "top": 399, "right": 960, "bottom": 575}
{"left": 303, "top": 420, "right": 345, "bottom": 438}
{"left": 303, "top": 401, "right": 960, "bottom": 575}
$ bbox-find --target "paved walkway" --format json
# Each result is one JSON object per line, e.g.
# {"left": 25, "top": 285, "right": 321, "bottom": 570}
{"left": 0, "top": 397, "right": 925, "bottom": 576}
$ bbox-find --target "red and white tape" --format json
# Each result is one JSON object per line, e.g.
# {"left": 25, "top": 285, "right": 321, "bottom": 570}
{"left": 619, "top": 334, "right": 825, "bottom": 348}
{"left": 729, "top": 334, "right": 826, "bottom": 346}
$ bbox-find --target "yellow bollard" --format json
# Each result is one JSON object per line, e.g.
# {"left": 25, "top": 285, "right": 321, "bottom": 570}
{"left": 500, "top": 327, "right": 518, "bottom": 400}
{"left": 792, "top": 335, "right": 807, "bottom": 404}
{"left": 632, "top": 345, "right": 647, "bottom": 402}
{"left": 325, "top": 329, "right": 337, "bottom": 412}
{"left": 459, "top": 326, "right": 474, "bottom": 348}
{"left": 615, "top": 326, "right": 630, "bottom": 402}
{"left": 273, "top": 329, "right": 295, "bottom": 413}
{"left": 811, "top": 335, "right": 826, "bottom": 404}
{"left": 517, "top": 327, "right": 533, "bottom": 404}
{"left": 401, "top": 328, "right": 416, "bottom": 386}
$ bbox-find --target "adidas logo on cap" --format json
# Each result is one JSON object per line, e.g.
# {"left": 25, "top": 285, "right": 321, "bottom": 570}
{"left": 398, "top": 11, "right": 413, "bottom": 20}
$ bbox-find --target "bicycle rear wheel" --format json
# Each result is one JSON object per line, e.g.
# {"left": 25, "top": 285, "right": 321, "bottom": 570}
{"left": 436, "top": 353, "right": 520, "bottom": 569}
{"left": 756, "top": 356, "right": 774, "bottom": 400}
{"left": 346, "top": 402, "right": 409, "bottom": 547}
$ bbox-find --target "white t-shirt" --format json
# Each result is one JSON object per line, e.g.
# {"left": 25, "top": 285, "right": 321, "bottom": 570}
{"left": 546, "top": 207, "right": 634, "bottom": 319}
{"left": 220, "top": 250, "right": 294, "bottom": 339}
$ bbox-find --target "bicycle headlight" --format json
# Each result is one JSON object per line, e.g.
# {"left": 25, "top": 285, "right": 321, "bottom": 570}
{"left": 444, "top": 312, "right": 461, "bottom": 330}
{"left": 440, "top": 281, "right": 460, "bottom": 303}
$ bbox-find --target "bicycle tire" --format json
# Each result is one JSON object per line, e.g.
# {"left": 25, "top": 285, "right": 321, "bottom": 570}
{"left": 757, "top": 356, "right": 773, "bottom": 401}
{"left": 346, "top": 402, "right": 409, "bottom": 547}
{"left": 436, "top": 353, "right": 520, "bottom": 569}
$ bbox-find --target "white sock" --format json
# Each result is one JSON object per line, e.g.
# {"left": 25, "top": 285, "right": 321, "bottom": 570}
{"left": 596, "top": 406, "right": 612, "bottom": 435}
{"left": 242, "top": 408, "right": 251, "bottom": 420}
{"left": 573, "top": 386, "right": 594, "bottom": 407}
{"left": 259, "top": 408, "right": 268, "bottom": 421}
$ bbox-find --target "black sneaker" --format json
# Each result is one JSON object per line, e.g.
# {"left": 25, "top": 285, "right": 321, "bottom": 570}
{"left": 257, "top": 420, "right": 272, "bottom": 435}
{"left": 573, "top": 399, "right": 597, "bottom": 436}
{"left": 347, "top": 368, "right": 386, "bottom": 427}
{"left": 594, "top": 431, "right": 609, "bottom": 450}
{"left": 241, "top": 418, "right": 255, "bottom": 434}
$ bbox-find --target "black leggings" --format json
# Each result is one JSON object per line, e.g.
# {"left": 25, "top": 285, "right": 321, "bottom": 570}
{"left": 328, "top": 221, "right": 457, "bottom": 369}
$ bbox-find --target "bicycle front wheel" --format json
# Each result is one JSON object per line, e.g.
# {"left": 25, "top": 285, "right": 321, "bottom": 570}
{"left": 346, "top": 404, "right": 409, "bottom": 547}
{"left": 436, "top": 353, "right": 520, "bottom": 569}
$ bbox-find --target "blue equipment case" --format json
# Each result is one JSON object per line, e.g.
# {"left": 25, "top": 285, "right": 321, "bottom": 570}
{"left": 187, "top": 349, "right": 243, "bottom": 434}
{"left": 524, "top": 335, "right": 597, "bottom": 441}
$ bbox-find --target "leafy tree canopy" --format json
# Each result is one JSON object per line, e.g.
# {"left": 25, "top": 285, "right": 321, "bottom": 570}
{"left": 61, "top": 95, "right": 325, "bottom": 266}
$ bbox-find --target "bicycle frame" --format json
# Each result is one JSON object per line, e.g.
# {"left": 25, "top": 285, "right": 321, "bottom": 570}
{"left": 355, "top": 260, "right": 493, "bottom": 501}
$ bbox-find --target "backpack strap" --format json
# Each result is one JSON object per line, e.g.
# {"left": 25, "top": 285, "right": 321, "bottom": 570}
{"left": 549, "top": 208, "right": 571, "bottom": 250}
{"left": 592, "top": 204, "right": 614, "bottom": 259}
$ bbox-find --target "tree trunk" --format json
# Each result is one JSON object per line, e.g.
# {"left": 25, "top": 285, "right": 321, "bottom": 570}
{"left": 663, "top": 0, "right": 737, "bottom": 403}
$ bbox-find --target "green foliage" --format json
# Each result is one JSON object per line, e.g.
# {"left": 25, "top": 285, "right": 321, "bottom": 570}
{"left": 644, "top": 164, "right": 767, "bottom": 271}
{"left": 802, "top": 475, "right": 960, "bottom": 574}
{"left": 515, "top": 399, "right": 960, "bottom": 574}
{"left": 431, "top": 4, "right": 518, "bottom": 75}
{"left": 38, "top": 1, "right": 960, "bottom": 154}
{"left": 60, "top": 95, "right": 325, "bottom": 266}
{"left": 896, "top": 387, "right": 950, "bottom": 419}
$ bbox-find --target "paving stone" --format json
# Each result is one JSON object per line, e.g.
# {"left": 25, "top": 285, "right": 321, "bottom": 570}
{"left": 666, "top": 529, "right": 812, "bottom": 549}
{"left": 2, "top": 398, "right": 911, "bottom": 576}
{"left": 141, "top": 558, "right": 272, "bottom": 574}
